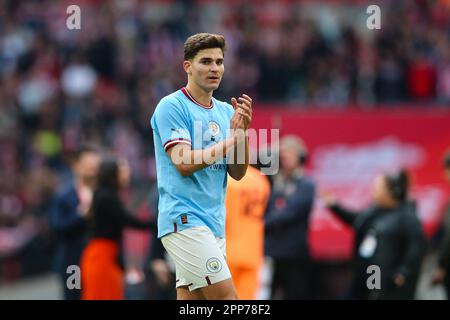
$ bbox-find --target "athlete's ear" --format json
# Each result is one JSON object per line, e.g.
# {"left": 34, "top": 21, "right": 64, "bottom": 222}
{"left": 183, "top": 60, "right": 192, "bottom": 75}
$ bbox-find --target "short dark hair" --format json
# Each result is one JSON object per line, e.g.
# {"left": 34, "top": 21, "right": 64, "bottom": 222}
{"left": 183, "top": 33, "right": 226, "bottom": 60}
{"left": 97, "top": 156, "right": 119, "bottom": 190}
{"left": 444, "top": 151, "right": 450, "bottom": 169}
{"left": 73, "top": 144, "right": 99, "bottom": 161}
{"left": 385, "top": 169, "right": 410, "bottom": 202}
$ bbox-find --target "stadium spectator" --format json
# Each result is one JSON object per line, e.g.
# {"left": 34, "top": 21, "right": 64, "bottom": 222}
{"left": 144, "top": 184, "right": 176, "bottom": 300}
{"left": 49, "top": 145, "right": 100, "bottom": 300}
{"left": 80, "top": 156, "right": 155, "bottom": 300}
{"left": 264, "top": 135, "right": 316, "bottom": 299}
{"left": 431, "top": 152, "right": 450, "bottom": 298}
{"left": 322, "top": 170, "right": 426, "bottom": 299}
{"left": 145, "top": 234, "right": 176, "bottom": 300}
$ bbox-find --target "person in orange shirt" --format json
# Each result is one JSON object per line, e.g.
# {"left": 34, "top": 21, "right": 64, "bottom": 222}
{"left": 81, "top": 157, "right": 155, "bottom": 300}
{"left": 225, "top": 165, "right": 271, "bottom": 299}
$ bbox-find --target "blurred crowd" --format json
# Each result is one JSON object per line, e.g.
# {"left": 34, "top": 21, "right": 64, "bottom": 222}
{"left": 0, "top": 0, "right": 450, "bottom": 294}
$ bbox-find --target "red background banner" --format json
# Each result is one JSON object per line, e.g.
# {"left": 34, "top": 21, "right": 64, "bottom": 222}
{"left": 252, "top": 107, "right": 450, "bottom": 261}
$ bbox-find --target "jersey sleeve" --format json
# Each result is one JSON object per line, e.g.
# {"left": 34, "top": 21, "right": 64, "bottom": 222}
{"left": 151, "top": 98, "right": 192, "bottom": 152}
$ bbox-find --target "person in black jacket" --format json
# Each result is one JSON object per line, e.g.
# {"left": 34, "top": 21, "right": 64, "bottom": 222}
{"left": 80, "top": 156, "right": 155, "bottom": 300}
{"left": 322, "top": 169, "right": 426, "bottom": 300}
{"left": 49, "top": 145, "right": 100, "bottom": 300}
{"left": 264, "top": 135, "right": 316, "bottom": 299}
{"left": 144, "top": 183, "right": 176, "bottom": 300}
{"left": 431, "top": 152, "right": 450, "bottom": 298}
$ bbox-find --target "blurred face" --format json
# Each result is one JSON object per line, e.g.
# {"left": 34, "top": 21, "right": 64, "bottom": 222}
{"left": 184, "top": 48, "right": 224, "bottom": 92}
{"left": 372, "top": 175, "right": 395, "bottom": 207}
{"left": 445, "top": 167, "right": 450, "bottom": 183}
{"left": 118, "top": 159, "right": 131, "bottom": 188}
{"left": 75, "top": 152, "right": 100, "bottom": 183}
{"left": 280, "top": 147, "right": 299, "bottom": 174}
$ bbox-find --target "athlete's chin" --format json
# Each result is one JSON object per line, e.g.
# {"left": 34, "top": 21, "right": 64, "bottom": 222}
{"left": 205, "top": 84, "right": 219, "bottom": 91}
{"left": 204, "top": 82, "right": 221, "bottom": 92}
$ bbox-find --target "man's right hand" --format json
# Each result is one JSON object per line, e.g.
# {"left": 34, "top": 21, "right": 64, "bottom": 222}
{"left": 319, "top": 189, "right": 337, "bottom": 208}
{"left": 231, "top": 94, "right": 252, "bottom": 131}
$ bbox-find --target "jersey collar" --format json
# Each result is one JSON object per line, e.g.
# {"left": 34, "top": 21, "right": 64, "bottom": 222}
{"left": 181, "top": 87, "right": 213, "bottom": 109}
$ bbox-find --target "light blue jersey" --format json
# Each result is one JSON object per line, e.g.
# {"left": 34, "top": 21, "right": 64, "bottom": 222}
{"left": 151, "top": 87, "right": 235, "bottom": 238}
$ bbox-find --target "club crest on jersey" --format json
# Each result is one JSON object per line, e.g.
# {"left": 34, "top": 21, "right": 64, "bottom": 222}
{"left": 208, "top": 121, "right": 220, "bottom": 136}
{"left": 206, "top": 257, "right": 222, "bottom": 273}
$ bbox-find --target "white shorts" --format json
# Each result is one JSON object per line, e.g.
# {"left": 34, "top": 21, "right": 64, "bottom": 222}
{"left": 161, "top": 226, "right": 231, "bottom": 291}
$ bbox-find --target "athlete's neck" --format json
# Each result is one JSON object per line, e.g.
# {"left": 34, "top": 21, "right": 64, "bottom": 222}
{"left": 185, "top": 82, "right": 213, "bottom": 106}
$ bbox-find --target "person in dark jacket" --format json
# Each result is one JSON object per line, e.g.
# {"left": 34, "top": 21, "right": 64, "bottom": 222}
{"left": 322, "top": 169, "right": 426, "bottom": 300}
{"left": 144, "top": 183, "right": 176, "bottom": 300}
{"left": 145, "top": 231, "right": 176, "bottom": 300}
{"left": 80, "top": 156, "right": 156, "bottom": 300}
{"left": 431, "top": 152, "right": 450, "bottom": 298}
{"left": 264, "top": 135, "right": 316, "bottom": 299}
{"left": 49, "top": 145, "right": 100, "bottom": 300}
